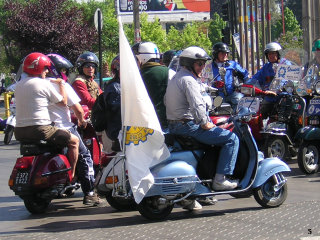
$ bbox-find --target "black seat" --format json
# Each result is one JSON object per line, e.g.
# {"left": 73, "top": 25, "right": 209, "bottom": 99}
{"left": 20, "top": 140, "right": 62, "bottom": 156}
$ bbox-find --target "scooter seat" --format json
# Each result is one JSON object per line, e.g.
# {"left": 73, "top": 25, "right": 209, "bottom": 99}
{"left": 20, "top": 141, "right": 62, "bottom": 156}
{"left": 175, "top": 135, "right": 211, "bottom": 150}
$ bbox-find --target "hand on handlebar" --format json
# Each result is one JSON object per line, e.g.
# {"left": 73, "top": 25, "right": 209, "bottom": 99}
{"left": 264, "top": 90, "right": 277, "bottom": 96}
{"left": 78, "top": 119, "right": 88, "bottom": 129}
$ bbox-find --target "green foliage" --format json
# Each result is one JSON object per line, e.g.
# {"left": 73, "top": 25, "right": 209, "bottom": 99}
{"left": 272, "top": 7, "right": 302, "bottom": 40}
{"left": 208, "top": 12, "right": 226, "bottom": 45}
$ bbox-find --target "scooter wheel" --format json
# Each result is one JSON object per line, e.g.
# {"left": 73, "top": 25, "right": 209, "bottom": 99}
{"left": 105, "top": 191, "right": 136, "bottom": 211}
{"left": 253, "top": 173, "right": 288, "bottom": 208}
{"left": 4, "top": 125, "right": 14, "bottom": 145}
{"left": 23, "top": 195, "right": 51, "bottom": 214}
{"left": 137, "top": 197, "right": 173, "bottom": 220}
{"left": 265, "top": 136, "right": 289, "bottom": 161}
{"left": 297, "top": 142, "right": 320, "bottom": 174}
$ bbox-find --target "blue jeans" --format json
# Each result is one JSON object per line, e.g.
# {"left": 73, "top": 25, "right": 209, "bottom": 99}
{"left": 69, "top": 126, "right": 95, "bottom": 194}
{"left": 224, "top": 92, "right": 244, "bottom": 111}
{"left": 168, "top": 121, "right": 239, "bottom": 175}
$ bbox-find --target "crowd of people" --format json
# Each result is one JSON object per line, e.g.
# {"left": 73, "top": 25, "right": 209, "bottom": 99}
{"left": 12, "top": 38, "right": 304, "bottom": 209}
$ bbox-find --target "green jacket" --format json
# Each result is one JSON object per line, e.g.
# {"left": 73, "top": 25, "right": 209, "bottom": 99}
{"left": 140, "top": 62, "right": 169, "bottom": 128}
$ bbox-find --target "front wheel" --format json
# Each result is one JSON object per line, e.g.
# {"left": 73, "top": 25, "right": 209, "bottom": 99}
{"left": 105, "top": 191, "right": 136, "bottom": 211}
{"left": 253, "top": 173, "right": 288, "bottom": 208}
{"left": 23, "top": 195, "right": 51, "bottom": 214}
{"left": 4, "top": 125, "right": 14, "bottom": 145}
{"left": 265, "top": 136, "right": 289, "bottom": 160}
{"left": 137, "top": 197, "right": 173, "bottom": 220}
{"left": 297, "top": 142, "right": 320, "bottom": 174}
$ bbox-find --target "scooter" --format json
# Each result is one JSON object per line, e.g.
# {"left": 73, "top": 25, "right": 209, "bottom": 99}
{"left": 8, "top": 106, "right": 108, "bottom": 214}
{"left": 97, "top": 101, "right": 290, "bottom": 220}
{"left": 4, "top": 93, "right": 16, "bottom": 145}
{"left": 295, "top": 64, "right": 320, "bottom": 174}
{"left": 262, "top": 78, "right": 306, "bottom": 161}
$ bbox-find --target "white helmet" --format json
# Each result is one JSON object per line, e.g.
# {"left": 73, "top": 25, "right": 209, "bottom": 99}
{"left": 132, "top": 42, "right": 160, "bottom": 65}
{"left": 264, "top": 42, "right": 282, "bottom": 57}
{"left": 179, "top": 46, "right": 211, "bottom": 68}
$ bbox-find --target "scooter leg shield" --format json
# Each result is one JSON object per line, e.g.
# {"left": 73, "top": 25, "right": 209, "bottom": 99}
{"left": 252, "top": 158, "right": 290, "bottom": 188}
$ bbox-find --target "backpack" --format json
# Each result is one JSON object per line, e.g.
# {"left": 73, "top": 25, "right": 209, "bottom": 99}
{"left": 91, "top": 93, "right": 109, "bottom": 132}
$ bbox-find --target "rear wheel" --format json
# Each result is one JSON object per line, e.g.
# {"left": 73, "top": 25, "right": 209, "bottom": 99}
{"left": 253, "top": 173, "right": 287, "bottom": 208}
{"left": 23, "top": 195, "right": 51, "bottom": 214}
{"left": 137, "top": 197, "right": 173, "bottom": 220}
{"left": 4, "top": 125, "right": 14, "bottom": 145}
{"left": 265, "top": 136, "right": 289, "bottom": 160}
{"left": 105, "top": 191, "right": 136, "bottom": 211}
{"left": 297, "top": 142, "right": 320, "bottom": 174}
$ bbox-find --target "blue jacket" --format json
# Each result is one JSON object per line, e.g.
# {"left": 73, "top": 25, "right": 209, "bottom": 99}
{"left": 246, "top": 59, "right": 291, "bottom": 102}
{"left": 211, "top": 60, "right": 249, "bottom": 98}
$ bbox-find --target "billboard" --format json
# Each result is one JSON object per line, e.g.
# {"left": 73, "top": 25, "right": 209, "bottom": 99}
{"left": 117, "top": 0, "right": 210, "bottom": 23}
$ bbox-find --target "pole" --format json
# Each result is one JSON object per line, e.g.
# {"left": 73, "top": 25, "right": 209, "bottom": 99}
{"left": 238, "top": 0, "right": 244, "bottom": 67}
{"left": 250, "top": 0, "right": 255, "bottom": 75}
{"left": 261, "top": 0, "right": 266, "bottom": 65}
{"left": 244, "top": 0, "right": 249, "bottom": 70}
{"left": 133, "top": 0, "right": 141, "bottom": 43}
{"left": 98, "top": 10, "right": 103, "bottom": 88}
{"left": 281, "top": 0, "right": 285, "bottom": 35}
{"left": 254, "top": 0, "right": 260, "bottom": 71}
{"left": 266, "top": 0, "right": 271, "bottom": 43}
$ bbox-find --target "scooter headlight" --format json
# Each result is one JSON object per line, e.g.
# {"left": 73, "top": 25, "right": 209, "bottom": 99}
{"left": 284, "top": 80, "right": 294, "bottom": 94}
{"left": 315, "top": 81, "right": 320, "bottom": 94}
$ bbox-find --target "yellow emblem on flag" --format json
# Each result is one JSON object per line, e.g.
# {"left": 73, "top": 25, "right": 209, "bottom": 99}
{"left": 125, "top": 127, "right": 154, "bottom": 145}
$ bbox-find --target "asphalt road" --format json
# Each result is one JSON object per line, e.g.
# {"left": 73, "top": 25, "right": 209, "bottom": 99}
{"left": 0, "top": 135, "right": 319, "bottom": 240}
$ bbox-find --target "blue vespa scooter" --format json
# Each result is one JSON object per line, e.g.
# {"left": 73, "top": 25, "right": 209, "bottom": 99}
{"left": 97, "top": 101, "right": 290, "bottom": 220}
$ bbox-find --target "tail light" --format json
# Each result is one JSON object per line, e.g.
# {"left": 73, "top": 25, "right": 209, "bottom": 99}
{"left": 14, "top": 156, "right": 34, "bottom": 169}
{"left": 105, "top": 176, "right": 119, "bottom": 184}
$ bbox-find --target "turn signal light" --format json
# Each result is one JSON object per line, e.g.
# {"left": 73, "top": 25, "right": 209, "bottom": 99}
{"left": 8, "top": 178, "right": 14, "bottom": 187}
{"left": 105, "top": 176, "right": 119, "bottom": 184}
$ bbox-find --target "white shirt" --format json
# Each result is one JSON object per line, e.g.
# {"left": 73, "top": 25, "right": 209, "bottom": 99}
{"left": 15, "top": 76, "right": 63, "bottom": 127}
{"left": 46, "top": 78, "right": 81, "bottom": 129}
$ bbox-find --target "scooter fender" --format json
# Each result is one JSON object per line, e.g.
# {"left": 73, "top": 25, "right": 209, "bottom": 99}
{"left": 6, "top": 115, "right": 15, "bottom": 126}
{"left": 252, "top": 157, "right": 290, "bottom": 188}
{"left": 294, "top": 126, "right": 320, "bottom": 141}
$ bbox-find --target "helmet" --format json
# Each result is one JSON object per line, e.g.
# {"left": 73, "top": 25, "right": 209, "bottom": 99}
{"left": 212, "top": 42, "right": 230, "bottom": 60}
{"left": 312, "top": 39, "right": 320, "bottom": 52}
{"left": 23, "top": 52, "right": 52, "bottom": 75}
{"left": 76, "top": 52, "right": 99, "bottom": 74}
{"left": 47, "top": 53, "right": 73, "bottom": 80}
{"left": 264, "top": 42, "right": 282, "bottom": 59}
{"left": 162, "top": 50, "right": 176, "bottom": 66}
{"left": 131, "top": 42, "right": 160, "bottom": 65}
{"left": 47, "top": 54, "right": 73, "bottom": 72}
{"left": 179, "top": 46, "right": 211, "bottom": 68}
{"left": 111, "top": 55, "right": 120, "bottom": 78}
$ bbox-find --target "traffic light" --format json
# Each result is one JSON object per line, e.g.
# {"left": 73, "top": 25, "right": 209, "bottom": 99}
{"left": 221, "top": 27, "right": 230, "bottom": 45}
{"left": 221, "top": 2, "right": 229, "bottom": 21}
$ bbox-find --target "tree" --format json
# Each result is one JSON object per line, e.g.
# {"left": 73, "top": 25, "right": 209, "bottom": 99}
{"left": 3, "top": 0, "right": 96, "bottom": 70}
{"left": 208, "top": 12, "right": 226, "bottom": 46}
{"left": 284, "top": 0, "right": 302, "bottom": 27}
{"left": 272, "top": 7, "right": 302, "bottom": 41}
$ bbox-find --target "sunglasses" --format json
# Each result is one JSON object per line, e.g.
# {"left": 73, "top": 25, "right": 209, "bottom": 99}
{"left": 83, "top": 63, "right": 96, "bottom": 68}
{"left": 195, "top": 61, "right": 206, "bottom": 67}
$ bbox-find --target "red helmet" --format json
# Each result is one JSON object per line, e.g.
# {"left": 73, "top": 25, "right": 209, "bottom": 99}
{"left": 23, "top": 52, "right": 52, "bottom": 75}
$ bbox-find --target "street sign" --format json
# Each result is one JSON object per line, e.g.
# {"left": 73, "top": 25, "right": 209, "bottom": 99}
{"left": 94, "top": 8, "right": 103, "bottom": 31}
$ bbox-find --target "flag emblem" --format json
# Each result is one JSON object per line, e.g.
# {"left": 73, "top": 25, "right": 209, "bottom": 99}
{"left": 125, "top": 127, "right": 154, "bottom": 145}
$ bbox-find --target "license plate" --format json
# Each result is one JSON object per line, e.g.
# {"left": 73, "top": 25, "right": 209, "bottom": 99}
{"left": 15, "top": 172, "right": 29, "bottom": 185}
{"left": 309, "top": 119, "right": 319, "bottom": 125}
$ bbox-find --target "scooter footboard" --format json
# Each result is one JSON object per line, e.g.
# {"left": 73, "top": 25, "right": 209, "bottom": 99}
{"left": 252, "top": 157, "right": 290, "bottom": 188}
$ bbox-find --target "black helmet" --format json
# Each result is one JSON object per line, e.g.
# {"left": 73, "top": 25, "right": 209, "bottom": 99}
{"left": 76, "top": 52, "right": 99, "bottom": 74}
{"left": 212, "top": 42, "right": 230, "bottom": 60}
{"left": 111, "top": 55, "right": 120, "bottom": 78}
{"left": 162, "top": 50, "right": 176, "bottom": 66}
{"left": 47, "top": 54, "right": 73, "bottom": 75}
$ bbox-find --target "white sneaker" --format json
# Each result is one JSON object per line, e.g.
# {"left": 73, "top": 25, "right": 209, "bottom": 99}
{"left": 181, "top": 200, "right": 202, "bottom": 211}
{"left": 212, "top": 178, "right": 239, "bottom": 191}
{"left": 198, "top": 197, "right": 218, "bottom": 206}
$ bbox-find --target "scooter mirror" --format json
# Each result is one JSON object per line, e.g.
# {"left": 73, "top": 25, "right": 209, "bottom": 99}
{"left": 213, "top": 96, "right": 223, "bottom": 108}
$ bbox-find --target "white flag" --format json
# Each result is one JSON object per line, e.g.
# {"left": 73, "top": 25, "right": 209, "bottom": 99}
{"left": 118, "top": 17, "right": 170, "bottom": 204}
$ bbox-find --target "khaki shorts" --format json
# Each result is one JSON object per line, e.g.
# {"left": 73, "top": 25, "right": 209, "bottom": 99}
{"left": 15, "top": 125, "right": 71, "bottom": 148}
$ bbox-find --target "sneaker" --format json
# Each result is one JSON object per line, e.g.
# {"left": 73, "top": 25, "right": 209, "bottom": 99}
{"left": 212, "top": 178, "right": 239, "bottom": 191}
{"left": 198, "top": 197, "right": 218, "bottom": 206}
{"left": 83, "top": 193, "right": 101, "bottom": 206}
{"left": 181, "top": 200, "right": 202, "bottom": 211}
